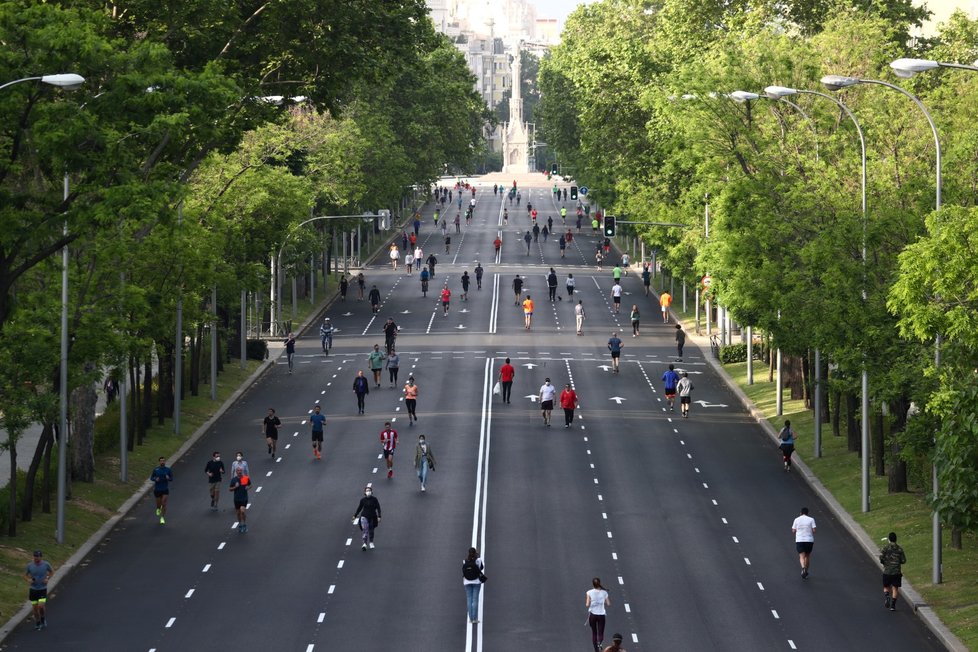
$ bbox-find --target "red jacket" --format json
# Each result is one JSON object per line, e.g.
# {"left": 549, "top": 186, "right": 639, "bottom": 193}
{"left": 560, "top": 389, "right": 578, "bottom": 409}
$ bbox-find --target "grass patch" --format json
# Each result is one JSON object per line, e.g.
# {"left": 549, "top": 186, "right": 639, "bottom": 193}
{"left": 723, "top": 360, "right": 978, "bottom": 648}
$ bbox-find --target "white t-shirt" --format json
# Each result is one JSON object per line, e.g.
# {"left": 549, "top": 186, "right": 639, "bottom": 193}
{"left": 414, "top": 247, "right": 423, "bottom": 260}
{"left": 587, "top": 588, "right": 608, "bottom": 615}
{"left": 792, "top": 514, "right": 816, "bottom": 542}
{"left": 611, "top": 285, "right": 623, "bottom": 298}
{"left": 677, "top": 377, "right": 693, "bottom": 397}
{"left": 539, "top": 383, "right": 556, "bottom": 402}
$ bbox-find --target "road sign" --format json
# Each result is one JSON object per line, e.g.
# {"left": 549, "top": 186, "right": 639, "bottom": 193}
{"left": 579, "top": 186, "right": 589, "bottom": 196}
{"left": 701, "top": 274, "right": 712, "bottom": 289}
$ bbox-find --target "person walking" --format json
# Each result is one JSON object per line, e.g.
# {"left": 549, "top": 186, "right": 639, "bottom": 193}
{"left": 675, "top": 325, "right": 686, "bottom": 360}
{"left": 383, "top": 317, "right": 398, "bottom": 355}
{"left": 444, "top": 234, "right": 451, "bottom": 254}
{"left": 263, "top": 407, "right": 281, "bottom": 457}
{"left": 779, "top": 420, "right": 796, "bottom": 471}
{"left": 353, "top": 370, "right": 370, "bottom": 414}
{"left": 880, "top": 532, "right": 907, "bottom": 611}
{"left": 608, "top": 332, "right": 623, "bottom": 374}
{"left": 630, "top": 305, "right": 640, "bottom": 336}
{"left": 575, "top": 301, "right": 586, "bottom": 335}
{"left": 547, "top": 268, "right": 559, "bottom": 302}
{"left": 386, "top": 348, "right": 400, "bottom": 387}
{"left": 677, "top": 372, "right": 694, "bottom": 418}
{"left": 538, "top": 378, "right": 556, "bottom": 426}
{"left": 560, "top": 383, "right": 579, "bottom": 428}
{"left": 523, "top": 230, "right": 532, "bottom": 255}
{"left": 641, "top": 264, "right": 651, "bottom": 296}
{"left": 368, "top": 344, "right": 385, "bottom": 387}
{"left": 461, "top": 271, "right": 471, "bottom": 301}
{"left": 499, "top": 357, "right": 515, "bottom": 404}
{"left": 285, "top": 332, "right": 296, "bottom": 374}
{"left": 25, "top": 551, "right": 53, "bottom": 630}
{"left": 405, "top": 250, "right": 414, "bottom": 274}
{"left": 474, "top": 262, "right": 484, "bottom": 290}
{"left": 310, "top": 404, "right": 326, "bottom": 460}
{"left": 454, "top": 212, "right": 461, "bottom": 233}
{"left": 522, "top": 294, "right": 534, "bottom": 330}
{"left": 566, "top": 273, "right": 576, "bottom": 298}
{"left": 440, "top": 286, "right": 452, "bottom": 316}
{"left": 403, "top": 376, "right": 419, "bottom": 423}
{"left": 380, "top": 421, "right": 398, "bottom": 478}
{"left": 229, "top": 467, "right": 250, "bottom": 533}
{"left": 150, "top": 456, "right": 173, "bottom": 524}
{"left": 204, "top": 451, "right": 225, "bottom": 510}
{"left": 603, "top": 634, "right": 627, "bottom": 652}
{"left": 414, "top": 434, "right": 435, "bottom": 492}
{"left": 792, "top": 507, "right": 817, "bottom": 579}
{"left": 559, "top": 234, "right": 567, "bottom": 257}
{"left": 659, "top": 290, "right": 672, "bottom": 322}
{"left": 462, "top": 547, "right": 486, "bottom": 624}
{"left": 414, "top": 245, "right": 423, "bottom": 271}
{"left": 339, "top": 274, "right": 349, "bottom": 301}
{"left": 586, "top": 577, "right": 611, "bottom": 652}
{"left": 352, "top": 486, "right": 381, "bottom": 550}
{"left": 513, "top": 275, "right": 524, "bottom": 305}
{"left": 532, "top": 223, "right": 540, "bottom": 242}
{"left": 610, "top": 281, "right": 623, "bottom": 313}
{"left": 368, "top": 284, "right": 381, "bottom": 314}
{"left": 231, "top": 451, "right": 249, "bottom": 477}
{"left": 662, "top": 364, "right": 680, "bottom": 411}
{"left": 356, "top": 272, "right": 365, "bottom": 301}
{"left": 320, "top": 317, "right": 334, "bottom": 353}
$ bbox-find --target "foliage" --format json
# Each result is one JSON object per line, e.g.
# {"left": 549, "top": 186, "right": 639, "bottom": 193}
{"left": 719, "top": 343, "right": 760, "bottom": 364}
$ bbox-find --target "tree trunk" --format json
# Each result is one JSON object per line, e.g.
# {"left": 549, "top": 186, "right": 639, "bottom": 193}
{"left": 8, "top": 437, "right": 16, "bottom": 536}
{"left": 189, "top": 323, "right": 201, "bottom": 397}
{"left": 69, "top": 374, "right": 97, "bottom": 483}
{"left": 873, "top": 407, "right": 885, "bottom": 476}
{"left": 887, "top": 398, "right": 909, "bottom": 493}
{"left": 831, "top": 389, "right": 841, "bottom": 437}
{"left": 767, "top": 338, "right": 774, "bottom": 383}
{"left": 846, "top": 392, "right": 859, "bottom": 453}
{"left": 818, "top": 357, "right": 830, "bottom": 425}
{"left": 952, "top": 528, "right": 963, "bottom": 550}
{"left": 157, "top": 340, "right": 174, "bottom": 424}
{"left": 141, "top": 357, "right": 152, "bottom": 439}
{"left": 21, "top": 421, "right": 53, "bottom": 523}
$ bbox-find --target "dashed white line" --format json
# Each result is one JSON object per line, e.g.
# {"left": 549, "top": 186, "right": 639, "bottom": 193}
{"left": 184, "top": 589, "right": 194, "bottom": 598}
{"left": 217, "top": 542, "right": 226, "bottom": 550}
{"left": 631, "top": 634, "right": 639, "bottom": 643}
{"left": 266, "top": 471, "right": 273, "bottom": 477}
{"left": 337, "top": 560, "right": 344, "bottom": 569}
{"left": 593, "top": 478, "right": 599, "bottom": 484}
{"left": 606, "top": 531, "right": 613, "bottom": 538}
{"left": 597, "top": 494, "right": 603, "bottom": 501}
{"left": 721, "top": 517, "right": 727, "bottom": 523}
{"left": 624, "top": 603, "right": 631, "bottom": 613}
{"left": 328, "top": 585, "right": 336, "bottom": 594}
{"left": 256, "top": 486, "right": 263, "bottom": 493}
{"left": 788, "top": 640, "right": 797, "bottom": 649}
{"left": 317, "top": 612, "right": 325, "bottom": 623}
{"left": 602, "top": 512, "right": 608, "bottom": 519}
{"left": 306, "top": 645, "right": 315, "bottom": 652}
{"left": 612, "top": 553, "right": 618, "bottom": 560}
{"left": 686, "top": 453, "right": 692, "bottom": 459}
{"left": 165, "top": 617, "right": 176, "bottom": 628}
{"left": 202, "top": 564, "right": 211, "bottom": 572}
{"left": 771, "top": 610, "right": 779, "bottom": 619}
{"left": 757, "top": 582, "right": 765, "bottom": 591}
{"left": 617, "top": 576, "right": 624, "bottom": 585}
{"left": 745, "top": 558, "right": 752, "bottom": 566}
{"left": 702, "top": 483, "right": 709, "bottom": 489}
{"left": 732, "top": 536, "right": 739, "bottom": 543}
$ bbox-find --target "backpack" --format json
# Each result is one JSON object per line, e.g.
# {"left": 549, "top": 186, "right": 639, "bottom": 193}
{"left": 462, "top": 558, "right": 481, "bottom": 581}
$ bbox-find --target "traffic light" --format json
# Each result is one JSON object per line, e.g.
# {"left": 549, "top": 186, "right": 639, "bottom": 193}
{"left": 603, "top": 215, "right": 616, "bottom": 237}
{"left": 570, "top": 186, "right": 578, "bottom": 201}
{"left": 551, "top": 163, "right": 558, "bottom": 175}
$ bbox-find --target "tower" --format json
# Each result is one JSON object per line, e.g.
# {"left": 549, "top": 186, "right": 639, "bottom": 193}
{"left": 502, "top": 42, "right": 529, "bottom": 174}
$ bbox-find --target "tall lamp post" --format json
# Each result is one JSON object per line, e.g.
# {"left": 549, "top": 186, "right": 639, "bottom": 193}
{"left": 0, "top": 73, "right": 87, "bottom": 544}
{"left": 822, "top": 71, "right": 942, "bottom": 583}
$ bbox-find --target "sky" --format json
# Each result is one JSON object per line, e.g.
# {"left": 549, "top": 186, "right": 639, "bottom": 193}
{"left": 532, "top": 0, "right": 597, "bottom": 26}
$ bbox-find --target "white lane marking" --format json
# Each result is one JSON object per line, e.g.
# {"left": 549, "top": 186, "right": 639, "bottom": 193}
{"left": 587, "top": 449, "right": 591, "bottom": 455}
{"left": 584, "top": 436, "right": 589, "bottom": 442}
{"left": 372, "top": 467, "right": 378, "bottom": 474}
{"left": 694, "top": 468, "right": 700, "bottom": 473}
{"left": 346, "top": 538, "right": 352, "bottom": 546}
{"left": 306, "top": 645, "right": 315, "bottom": 652}
{"left": 377, "top": 453, "right": 383, "bottom": 459}
{"left": 593, "top": 478, "right": 599, "bottom": 484}
{"left": 321, "top": 390, "right": 326, "bottom": 394}
{"left": 246, "top": 502, "right": 251, "bottom": 510}
{"left": 602, "top": 513, "right": 608, "bottom": 519}
{"left": 680, "top": 440, "right": 685, "bottom": 445}
{"left": 328, "top": 585, "right": 336, "bottom": 594}
{"left": 631, "top": 634, "right": 638, "bottom": 643}
{"left": 276, "top": 456, "right": 282, "bottom": 462}
{"left": 702, "top": 483, "right": 709, "bottom": 488}
{"left": 202, "top": 564, "right": 211, "bottom": 572}
{"left": 317, "top": 613, "right": 325, "bottom": 623}
{"left": 185, "top": 589, "right": 194, "bottom": 598}
{"left": 607, "top": 531, "right": 613, "bottom": 538}
{"left": 772, "top": 610, "right": 779, "bottom": 619}
{"left": 732, "top": 536, "right": 739, "bottom": 543}
{"left": 687, "top": 453, "right": 692, "bottom": 459}
{"left": 266, "top": 471, "right": 273, "bottom": 477}
{"left": 612, "top": 553, "right": 618, "bottom": 560}
{"left": 217, "top": 542, "right": 226, "bottom": 550}
{"left": 745, "top": 558, "right": 752, "bottom": 566}
{"left": 229, "top": 522, "right": 238, "bottom": 530}
{"left": 165, "top": 617, "right": 176, "bottom": 628}
{"left": 337, "top": 560, "right": 344, "bottom": 569}
{"left": 618, "top": 576, "right": 624, "bottom": 585}
{"left": 722, "top": 518, "right": 728, "bottom": 524}
{"left": 788, "top": 640, "right": 797, "bottom": 649}
{"left": 589, "top": 463, "right": 595, "bottom": 469}
{"left": 757, "top": 582, "right": 765, "bottom": 591}
{"left": 624, "top": 603, "right": 631, "bottom": 613}
{"left": 256, "top": 486, "right": 263, "bottom": 493}
{"left": 597, "top": 494, "right": 603, "bottom": 501}
{"left": 285, "top": 444, "right": 291, "bottom": 450}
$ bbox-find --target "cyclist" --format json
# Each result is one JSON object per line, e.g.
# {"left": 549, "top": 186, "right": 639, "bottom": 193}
{"left": 320, "top": 317, "right": 334, "bottom": 353}
{"left": 426, "top": 253, "right": 437, "bottom": 278}
{"left": 420, "top": 267, "right": 430, "bottom": 297}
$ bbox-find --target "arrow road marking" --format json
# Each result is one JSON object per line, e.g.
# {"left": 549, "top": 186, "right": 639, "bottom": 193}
{"left": 525, "top": 395, "right": 539, "bottom": 402}
{"left": 598, "top": 365, "right": 612, "bottom": 372}
{"left": 523, "top": 363, "right": 538, "bottom": 369}
{"left": 609, "top": 396, "right": 626, "bottom": 404}
{"left": 694, "top": 400, "right": 728, "bottom": 408}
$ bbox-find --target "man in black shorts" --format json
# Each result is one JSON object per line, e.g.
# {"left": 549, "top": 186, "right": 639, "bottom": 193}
{"left": 263, "top": 408, "right": 281, "bottom": 457}
{"left": 607, "top": 332, "right": 623, "bottom": 374}
{"left": 513, "top": 275, "right": 524, "bottom": 305}
{"left": 880, "top": 531, "right": 907, "bottom": 610}
{"left": 150, "top": 457, "right": 173, "bottom": 525}
{"left": 25, "top": 550, "right": 53, "bottom": 630}
{"left": 204, "top": 451, "right": 225, "bottom": 510}
{"left": 230, "top": 467, "right": 250, "bottom": 533}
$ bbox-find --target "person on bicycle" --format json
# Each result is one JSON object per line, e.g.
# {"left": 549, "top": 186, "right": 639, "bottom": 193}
{"left": 426, "top": 253, "right": 437, "bottom": 278}
{"left": 419, "top": 267, "right": 430, "bottom": 297}
{"left": 320, "top": 317, "right": 334, "bottom": 353}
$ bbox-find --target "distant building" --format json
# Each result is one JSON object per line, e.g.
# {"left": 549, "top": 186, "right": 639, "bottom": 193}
{"left": 914, "top": 0, "right": 978, "bottom": 37}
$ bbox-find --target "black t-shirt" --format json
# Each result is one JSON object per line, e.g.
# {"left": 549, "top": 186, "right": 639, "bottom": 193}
{"left": 548, "top": 273, "right": 558, "bottom": 288}
{"left": 513, "top": 278, "right": 523, "bottom": 292}
{"left": 461, "top": 275, "right": 470, "bottom": 289}
{"left": 263, "top": 415, "right": 280, "bottom": 437}
{"left": 384, "top": 322, "right": 397, "bottom": 339}
{"left": 369, "top": 289, "right": 381, "bottom": 304}
{"left": 204, "top": 460, "right": 225, "bottom": 484}
{"left": 230, "top": 476, "right": 249, "bottom": 503}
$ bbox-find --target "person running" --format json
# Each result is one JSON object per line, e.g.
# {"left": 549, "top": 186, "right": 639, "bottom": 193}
{"left": 499, "top": 357, "right": 515, "bottom": 404}
{"left": 608, "top": 332, "right": 623, "bottom": 373}
{"left": 426, "top": 252, "right": 437, "bottom": 278}
{"left": 595, "top": 248, "right": 603, "bottom": 268}
{"left": 414, "top": 245, "right": 423, "bottom": 270}
{"left": 659, "top": 290, "right": 672, "bottom": 323}
{"left": 591, "top": 217, "right": 599, "bottom": 235}
{"left": 231, "top": 451, "right": 250, "bottom": 477}
{"left": 463, "top": 547, "right": 486, "bottom": 624}
{"left": 356, "top": 272, "right": 365, "bottom": 301}
{"left": 575, "top": 301, "right": 586, "bottom": 335}
{"left": 389, "top": 244, "right": 399, "bottom": 270}
{"left": 444, "top": 234, "right": 451, "bottom": 254}
{"left": 641, "top": 264, "right": 651, "bottom": 296}
{"left": 603, "top": 238, "right": 612, "bottom": 257}
{"left": 779, "top": 420, "right": 796, "bottom": 471}
{"left": 461, "top": 271, "right": 471, "bottom": 301}
{"left": 310, "top": 404, "right": 326, "bottom": 460}
{"left": 612, "top": 265, "right": 622, "bottom": 283}
{"left": 383, "top": 317, "right": 398, "bottom": 355}
{"left": 474, "top": 262, "right": 484, "bottom": 290}
{"left": 522, "top": 294, "right": 534, "bottom": 330}
{"left": 263, "top": 408, "right": 281, "bottom": 457}
{"left": 352, "top": 485, "right": 381, "bottom": 550}
{"left": 603, "top": 633, "right": 627, "bottom": 652}
{"left": 620, "top": 253, "right": 630, "bottom": 274}
{"left": 559, "top": 234, "right": 567, "bottom": 257}
{"left": 419, "top": 264, "right": 431, "bottom": 296}
{"left": 150, "top": 456, "right": 173, "bottom": 524}
{"left": 523, "top": 230, "right": 532, "bottom": 255}
{"left": 229, "top": 467, "right": 250, "bottom": 533}
{"left": 611, "top": 281, "right": 623, "bottom": 313}
{"left": 630, "top": 304, "right": 640, "bottom": 336}
{"left": 493, "top": 236, "right": 502, "bottom": 256}
{"left": 367, "top": 343, "right": 386, "bottom": 387}
{"left": 586, "top": 577, "right": 611, "bottom": 652}
{"left": 547, "top": 268, "right": 558, "bottom": 302}
{"left": 415, "top": 434, "right": 435, "bottom": 492}
{"left": 548, "top": 215, "right": 554, "bottom": 233}
{"left": 403, "top": 376, "right": 419, "bottom": 423}
{"left": 368, "top": 285, "right": 381, "bottom": 314}
{"left": 320, "top": 317, "right": 334, "bottom": 353}
{"left": 512, "top": 275, "right": 524, "bottom": 305}
{"left": 25, "top": 551, "right": 53, "bottom": 630}
{"left": 353, "top": 370, "right": 370, "bottom": 414}
{"left": 339, "top": 274, "right": 349, "bottom": 301}
{"left": 792, "top": 507, "right": 817, "bottom": 579}
{"left": 880, "top": 531, "right": 907, "bottom": 611}
{"left": 560, "top": 206, "right": 567, "bottom": 223}
{"left": 405, "top": 250, "right": 414, "bottom": 274}
{"left": 675, "top": 324, "right": 686, "bottom": 360}
{"left": 662, "top": 364, "right": 680, "bottom": 411}
{"left": 542, "top": 224, "right": 550, "bottom": 242}
{"left": 380, "top": 421, "right": 398, "bottom": 478}
{"left": 532, "top": 223, "right": 540, "bottom": 242}
{"left": 440, "top": 286, "right": 452, "bottom": 316}
{"left": 566, "top": 273, "right": 576, "bottom": 298}
{"left": 204, "top": 451, "right": 225, "bottom": 510}
{"left": 454, "top": 212, "right": 461, "bottom": 233}
{"left": 284, "top": 332, "right": 296, "bottom": 373}
{"left": 441, "top": 218, "right": 448, "bottom": 237}
{"left": 538, "top": 378, "right": 556, "bottom": 426}
{"left": 677, "top": 372, "right": 694, "bottom": 418}
{"left": 385, "top": 348, "right": 400, "bottom": 387}
{"left": 560, "top": 383, "right": 579, "bottom": 428}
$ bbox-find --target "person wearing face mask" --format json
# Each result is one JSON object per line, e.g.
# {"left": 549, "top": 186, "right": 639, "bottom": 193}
{"left": 204, "top": 451, "right": 225, "bottom": 510}
{"left": 414, "top": 435, "right": 436, "bottom": 492}
{"left": 231, "top": 452, "right": 249, "bottom": 477}
{"left": 352, "top": 486, "right": 382, "bottom": 551}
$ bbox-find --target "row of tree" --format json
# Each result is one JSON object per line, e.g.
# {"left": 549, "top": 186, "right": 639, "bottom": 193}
{"left": 0, "top": 0, "right": 489, "bottom": 534}
{"left": 538, "top": 0, "right": 978, "bottom": 537}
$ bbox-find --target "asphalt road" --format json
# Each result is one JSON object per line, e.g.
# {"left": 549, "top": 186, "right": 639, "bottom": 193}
{"left": 2, "top": 179, "right": 944, "bottom": 652}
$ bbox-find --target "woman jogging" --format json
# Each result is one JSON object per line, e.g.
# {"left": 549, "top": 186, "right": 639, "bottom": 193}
{"left": 586, "top": 577, "right": 611, "bottom": 652}
{"left": 779, "top": 420, "right": 796, "bottom": 471}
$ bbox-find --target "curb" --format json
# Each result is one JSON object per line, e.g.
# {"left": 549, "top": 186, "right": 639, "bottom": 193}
{"left": 679, "top": 319, "right": 965, "bottom": 652}
{"left": 0, "top": 296, "right": 336, "bottom": 642}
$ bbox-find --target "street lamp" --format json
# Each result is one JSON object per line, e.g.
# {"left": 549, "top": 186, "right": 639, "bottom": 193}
{"left": 822, "top": 71, "right": 943, "bottom": 583}
{"left": 889, "top": 58, "right": 978, "bottom": 78}
{"left": 0, "top": 73, "right": 85, "bottom": 92}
